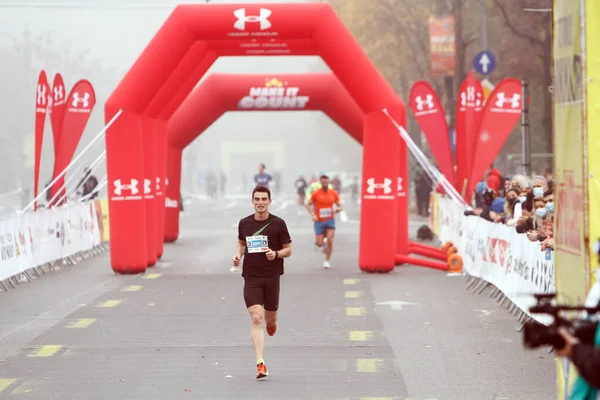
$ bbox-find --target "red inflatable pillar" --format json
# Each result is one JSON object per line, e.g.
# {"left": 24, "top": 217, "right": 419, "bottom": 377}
{"left": 164, "top": 147, "right": 182, "bottom": 242}
{"left": 387, "top": 104, "right": 409, "bottom": 257}
{"left": 105, "top": 107, "right": 148, "bottom": 273}
{"left": 155, "top": 119, "right": 168, "bottom": 258}
{"left": 358, "top": 110, "right": 399, "bottom": 272}
{"left": 141, "top": 117, "right": 157, "bottom": 267}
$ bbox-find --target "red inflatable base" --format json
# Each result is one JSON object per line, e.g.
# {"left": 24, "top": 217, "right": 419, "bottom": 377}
{"left": 395, "top": 253, "right": 449, "bottom": 271}
{"left": 164, "top": 233, "right": 178, "bottom": 243}
{"left": 111, "top": 266, "right": 146, "bottom": 274}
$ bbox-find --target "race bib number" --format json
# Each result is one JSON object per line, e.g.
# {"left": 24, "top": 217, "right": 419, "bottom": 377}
{"left": 319, "top": 208, "right": 332, "bottom": 218}
{"left": 246, "top": 235, "right": 269, "bottom": 253}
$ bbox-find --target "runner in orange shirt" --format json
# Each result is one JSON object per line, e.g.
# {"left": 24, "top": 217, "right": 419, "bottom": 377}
{"left": 305, "top": 174, "right": 343, "bottom": 269}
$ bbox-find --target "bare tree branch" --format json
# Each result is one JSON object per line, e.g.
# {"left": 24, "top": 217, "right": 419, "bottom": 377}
{"left": 492, "top": 0, "right": 544, "bottom": 47}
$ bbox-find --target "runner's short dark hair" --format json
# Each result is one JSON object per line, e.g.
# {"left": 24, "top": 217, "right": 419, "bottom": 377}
{"left": 252, "top": 185, "right": 271, "bottom": 200}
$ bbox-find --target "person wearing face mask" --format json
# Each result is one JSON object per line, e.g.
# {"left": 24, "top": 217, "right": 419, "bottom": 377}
{"left": 540, "top": 190, "right": 554, "bottom": 249}
{"left": 526, "top": 197, "right": 549, "bottom": 242}
{"left": 532, "top": 175, "right": 548, "bottom": 199}
{"left": 496, "top": 188, "right": 520, "bottom": 224}
{"left": 506, "top": 186, "right": 527, "bottom": 226}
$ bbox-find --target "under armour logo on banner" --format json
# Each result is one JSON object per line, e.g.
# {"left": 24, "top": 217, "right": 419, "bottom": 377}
{"left": 144, "top": 179, "right": 152, "bottom": 195}
{"left": 155, "top": 177, "right": 161, "bottom": 191}
{"left": 72, "top": 92, "right": 90, "bottom": 108}
{"left": 460, "top": 86, "right": 481, "bottom": 107}
{"left": 233, "top": 8, "right": 272, "bottom": 31}
{"left": 366, "top": 178, "right": 392, "bottom": 195}
{"left": 54, "top": 86, "right": 64, "bottom": 101}
{"left": 415, "top": 94, "right": 434, "bottom": 110}
{"left": 114, "top": 179, "right": 139, "bottom": 195}
{"left": 37, "top": 84, "right": 47, "bottom": 106}
{"left": 495, "top": 92, "right": 520, "bottom": 108}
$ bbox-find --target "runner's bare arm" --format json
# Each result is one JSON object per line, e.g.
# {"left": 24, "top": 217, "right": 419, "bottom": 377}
{"left": 276, "top": 243, "right": 292, "bottom": 259}
{"left": 236, "top": 240, "right": 245, "bottom": 257}
{"left": 305, "top": 197, "right": 315, "bottom": 216}
{"left": 335, "top": 199, "right": 343, "bottom": 213}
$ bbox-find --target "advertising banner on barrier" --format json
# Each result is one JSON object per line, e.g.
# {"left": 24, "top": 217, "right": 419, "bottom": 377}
{"left": 95, "top": 198, "right": 110, "bottom": 242}
{"left": 587, "top": 0, "right": 600, "bottom": 287}
{"left": 553, "top": 1, "right": 588, "bottom": 397}
{"left": 553, "top": 0, "right": 588, "bottom": 303}
{"left": 435, "top": 195, "right": 554, "bottom": 325}
{"left": 0, "top": 202, "right": 100, "bottom": 282}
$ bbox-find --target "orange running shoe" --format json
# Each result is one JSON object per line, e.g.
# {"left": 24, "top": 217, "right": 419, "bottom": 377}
{"left": 266, "top": 324, "right": 277, "bottom": 336}
{"left": 256, "top": 362, "right": 268, "bottom": 379}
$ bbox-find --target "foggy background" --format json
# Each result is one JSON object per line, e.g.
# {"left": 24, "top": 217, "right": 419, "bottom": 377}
{"left": 0, "top": 0, "right": 361, "bottom": 212}
{"left": 0, "top": 0, "right": 552, "bottom": 213}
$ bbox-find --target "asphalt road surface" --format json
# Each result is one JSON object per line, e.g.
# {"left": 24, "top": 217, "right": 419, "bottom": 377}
{"left": 0, "top": 194, "right": 556, "bottom": 400}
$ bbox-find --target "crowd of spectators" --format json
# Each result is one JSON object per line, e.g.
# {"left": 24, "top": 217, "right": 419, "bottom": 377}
{"left": 465, "top": 165, "right": 555, "bottom": 252}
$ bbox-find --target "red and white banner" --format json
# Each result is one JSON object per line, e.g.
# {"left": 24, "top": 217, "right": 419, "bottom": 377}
{"left": 34, "top": 70, "right": 50, "bottom": 211}
{"left": 428, "top": 15, "right": 456, "bottom": 76}
{"left": 49, "top": 73, "right": 67, "bottom": 152}
{"left": 50, "top": 80, "right": 96, "bottom": 205}
{"left": 433, "top": 194, "right": 554, "bottom": 325}
{"left": 408, "top": 81, "right": 455, "bottom": 187}
{"left": 467, "top": 78, "right": 523, "bottom": 198}
{"left": 455, "top": 71, "right": 484, "bottom": 197}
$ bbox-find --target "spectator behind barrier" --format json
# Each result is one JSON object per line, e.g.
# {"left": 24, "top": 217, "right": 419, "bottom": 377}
{"left": 440, "top": 166, "right": 556, "bottom": 244}
{"left": 464, "top": 168, "right": 556, "bottom": 254}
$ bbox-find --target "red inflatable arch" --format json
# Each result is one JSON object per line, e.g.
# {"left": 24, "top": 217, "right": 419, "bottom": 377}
{"left": 104, "top": 2, "right": 408, "bottom": 274}
{"left": 164, "top": 72, "right": 364, "bottom": 242}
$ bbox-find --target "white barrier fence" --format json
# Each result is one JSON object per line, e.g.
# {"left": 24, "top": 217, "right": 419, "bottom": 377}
{"left": 0, "top": 201, "right": 104, "bottom": 286}
{"left": 434, "top": 195, "right": 555, "bottom": 325}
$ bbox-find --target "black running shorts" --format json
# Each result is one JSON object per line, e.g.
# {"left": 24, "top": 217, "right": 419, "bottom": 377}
{"left": 243, "top": 275, "right": 280, "bottom": 311}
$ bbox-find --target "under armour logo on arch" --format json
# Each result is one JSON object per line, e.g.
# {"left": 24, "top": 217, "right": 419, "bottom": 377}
{"left": 366, "top": 178, "right": 393, "bottom": 195}
{"left": 233, "top": 8, "right": 272, "bottom": 31}
{"left": 144, "top": 179, "right": 152, "bottom": 195}
{"left": 72, "top": 92, "right": 90, "bottom": 108}
{"left": 415, "top": 94, "right": 434, "bottom": 111}
{"left": 495, "top": 92, "right": 520, "bottom": 108}
{"left": 113, "top": 179, "right": 139, "bottom": 196}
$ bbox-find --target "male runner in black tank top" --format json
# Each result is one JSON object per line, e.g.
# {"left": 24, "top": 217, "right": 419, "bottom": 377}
{"left": 232, "top": 185, "right": 292, "bottom": 379}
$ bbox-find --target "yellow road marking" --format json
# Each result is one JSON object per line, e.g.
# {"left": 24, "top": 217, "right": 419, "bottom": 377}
{"left": 349, "top": 331, "right": 374, "bottom": 341}
{"left": 143, "top": 273, "right": 161, "bottom": 280}
{"left": 96, "top": 300, "right": 122, "bottom": 308}
{"left": 343, "top": 279, "right": 359, "bottom": 285}
{"left": 10, "top": 381, "right": 34, "bottom": 394}
{"left": 121, "top": 285, "right": 143, "bottom": 292}
{"left": 344, "top": 291, "right": 362, "bottom": 298}
{"left": 356, "top": 359, "right": 384, "bottom": 373}
{"left": 346, "top": 307, "right": 367, "bottom": 316}
{"left": 28, "top": 345, "right": 62, "bottom": 357}
{"left": 0, "top": 379, "right": 16, "bottom": 392}
{"left": 65, "top": 318, "right": 96, "bottom": 329}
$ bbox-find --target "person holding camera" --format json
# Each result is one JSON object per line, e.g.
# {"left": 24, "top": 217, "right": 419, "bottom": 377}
{"left": 555, "top": 240, "right": 600, "bottom": 398}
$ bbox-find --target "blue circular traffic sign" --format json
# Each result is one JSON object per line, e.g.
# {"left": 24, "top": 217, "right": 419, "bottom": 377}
{"left": 473, "top": 50, "right": 496, "bottom": 75}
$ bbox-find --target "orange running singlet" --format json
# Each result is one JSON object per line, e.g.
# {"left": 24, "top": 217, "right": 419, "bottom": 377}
{"left": 310, "top": 188, "right": 340, "bottom": 222}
